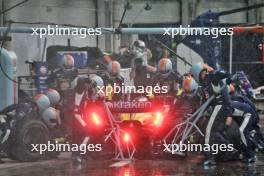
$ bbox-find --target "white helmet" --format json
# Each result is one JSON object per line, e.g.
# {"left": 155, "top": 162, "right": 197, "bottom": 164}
{"left": 42, "top": 107, "right": 58, "bottom": 128}
{"left": 62, "top": 54, "right": 74, "bottom": 69}
{"left": 158, "top": 58, "right": 172, "bottom": 74}
{"left": 90, "top": 74, "right": 104, "bottom": 98}
{"left": 134, "top": 40, "right": 145, "bottom": 48}
{"left": 45, "top": 89, "right": 61, "bottom": 105}
{"left": 190, "top": 62, "right": 205, "bottom": 84}
{"left": 90, "top": 74, "right": 104, "bottom": 87}
{"left": 34, "top": 94, "right": 50, "bottom": 111}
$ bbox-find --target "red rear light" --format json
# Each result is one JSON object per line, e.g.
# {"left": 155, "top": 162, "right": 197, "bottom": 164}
{"left": 153, "top": 112, "right": 163, "bottom": 127}
{"left": 83, "top": 102, "right": 108, "bottom": 135}
{"left": 91, "top": 112, "right": 102, "bottom": 126}
{"left": 123, "top": 132, "right": 131, "bottom": 143}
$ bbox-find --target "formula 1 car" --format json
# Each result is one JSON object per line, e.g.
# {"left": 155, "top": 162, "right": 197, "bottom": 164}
{"left": 81, "top": 90, "right": 193, "bottom": 159}
{"left": 81, "top": 95, "right": 173, "bottom": 159}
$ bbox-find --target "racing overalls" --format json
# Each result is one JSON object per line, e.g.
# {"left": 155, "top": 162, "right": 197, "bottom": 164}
{"left": 231, "top": 100, "right": 259, "bottom": 159}
{"left": 230, "top": 93, "right": 264, "bottom": 158}
{"left": 47, "top": 67, "right": 78, "bottom": 91}
{"left": 63, "top": 88, "right": 89, "bottom": 157}
{"left": 134, "top": 65, "right": 150, "bottom": 87}
{"left": 152, "top": 71, "right": 182, "bottom": 96}
{"left": 200, "top": 70, "right": 233, "bottom": 160}
{"left": 104, "top": 74, "right": 125, "bottom": 101}
{"left": 226, "top": 73, "right": 264, "bottom": 158}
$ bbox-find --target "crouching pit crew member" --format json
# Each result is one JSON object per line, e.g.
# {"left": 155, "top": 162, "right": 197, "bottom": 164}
{"left": 190, "top": 62, "right": 234, "bottom": 166}
{"left": 231, "top": 99, "right": 263, "bottom": 163}
{"left": 228, "top": 84, "right": 264, "bottom": 152}
{"left": 227, "top": 85, "right": 264, "bottom": 162}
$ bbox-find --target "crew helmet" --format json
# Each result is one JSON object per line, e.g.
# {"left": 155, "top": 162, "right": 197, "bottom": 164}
{"left": 34, "top": 94, "right": 50, "bottom": 111}
{"left": 107, "top": 60, "right": 121, "bottom": 75}
{"left": 90, "top": 74, "right": 104, "bottom": 98}
{"left": 182, "top": 76, "right": 198, "bottom": 96}
{"left": 90, "top": 74, "right": 104, "bottom": 88}
{"left": 62, "top": 54, "right": 74, "bottom": 69}
{"left": 158, "top": 58, "right": 172, "bottom": 74}
{"left": 134, "top": 40, "right": 146, "bottom": 49}
{"left": 190, "top": 62, "right": 205, "bottom": 83}
{"left": 42, "top": 107, "right": 58, "bottom": 128}
{"left": 45, "top": 89, "right": 61, "bottom": 105}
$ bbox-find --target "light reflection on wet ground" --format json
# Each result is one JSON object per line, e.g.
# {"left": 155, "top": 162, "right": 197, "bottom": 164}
{"left": 0, "top": 115, "right": 263, "bottom": 176}
{"left": 0, "top": 153, "right": 264, "bottom": 176}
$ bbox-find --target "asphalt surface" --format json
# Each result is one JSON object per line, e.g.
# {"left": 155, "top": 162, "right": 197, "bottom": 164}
{"left": 0, "top": 153, "right": 264, "bottom": 176}
{"left": 0, "top": 115, "right": 263, "bottom": 176}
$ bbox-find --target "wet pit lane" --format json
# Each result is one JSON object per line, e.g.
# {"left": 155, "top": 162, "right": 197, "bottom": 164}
{"left": 1, "top": 114, "right": 263, "bottom": 176}
{"left": 0, "top": 153, "right": 264, "bottom": 176}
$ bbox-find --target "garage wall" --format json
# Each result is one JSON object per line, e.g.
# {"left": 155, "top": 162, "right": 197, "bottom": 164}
{"left": 3, "top": 0, "right": 96, "bottom": 76}
{"left": 110, "top": 0, "right": 180, "bottom": 52}
{"left": 114, "top": 1, "right": 180, "bottom": 25}
{"left": 1, "top": 0, "right": 264, "bottom": 76}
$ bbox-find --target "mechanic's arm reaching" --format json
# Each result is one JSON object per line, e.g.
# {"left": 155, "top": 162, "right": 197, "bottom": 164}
{"left": 73, "top": 77, "right": 91, "bottom": 127}
{"left": 74, "top": 93, "right": 87, "bottom": 127}
{"left": 74, "top": 114, "right": 86, "bottom": 127}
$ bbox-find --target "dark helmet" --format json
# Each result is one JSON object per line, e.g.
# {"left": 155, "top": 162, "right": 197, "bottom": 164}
{"left": 76, "top": 77, "right": 90, "bottom": 93}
